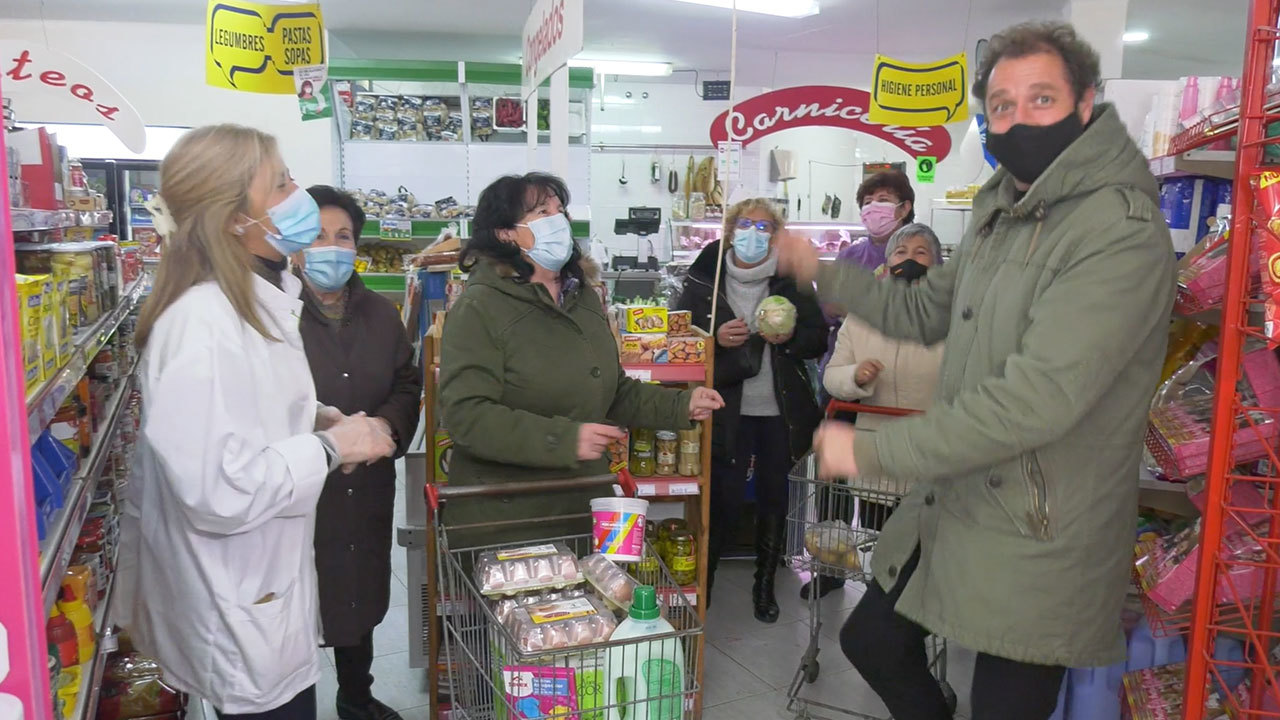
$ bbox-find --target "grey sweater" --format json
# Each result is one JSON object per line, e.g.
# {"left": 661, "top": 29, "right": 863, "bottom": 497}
{"left": 724, "top": 250, "right": 779, "bottom": 417}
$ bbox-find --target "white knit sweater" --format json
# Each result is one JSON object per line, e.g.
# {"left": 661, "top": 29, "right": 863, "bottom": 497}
{"left": 724, "top": 249, "right": 779, "bottom": 417}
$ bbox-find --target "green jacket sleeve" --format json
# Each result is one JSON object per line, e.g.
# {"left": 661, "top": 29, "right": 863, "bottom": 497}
{"left": 607, "top": 370, "right": 693, "bottom": 431}
{"left": 854, "top": 211, "right": 1176, "bottom": 481}
{"left": 815, "top": 249, "right": 961, "bottom": 347}
{"left": 439, "top": 294, "right": 580, "bottom": 470}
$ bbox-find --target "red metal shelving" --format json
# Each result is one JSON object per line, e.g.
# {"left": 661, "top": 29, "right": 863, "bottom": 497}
{"left": 1184, "top": 2, "right": 1280, "bottom": 717}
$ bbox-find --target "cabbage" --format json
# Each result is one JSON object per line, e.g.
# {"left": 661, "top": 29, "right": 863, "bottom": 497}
{"left": 756, "top": 295, "right": 797, "bottom": 337}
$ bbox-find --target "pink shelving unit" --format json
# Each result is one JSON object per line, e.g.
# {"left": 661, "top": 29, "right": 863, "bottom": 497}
{"left": 0, "top": 79, "right": 54, "bottom": 719}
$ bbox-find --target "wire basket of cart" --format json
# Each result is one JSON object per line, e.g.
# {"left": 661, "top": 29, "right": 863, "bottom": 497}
{"left": 785, "top": 402, "right": 954, "bottom": 719}
{"left": 426, "top": 474, "right": 704, "bottom": 720}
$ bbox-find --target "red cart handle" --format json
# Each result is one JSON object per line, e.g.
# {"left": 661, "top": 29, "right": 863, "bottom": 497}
{"left": 425, "top": 472, "right": 635, "bottom": 514}
{"left": 825, "top": 400, "right": 921, "bottom": 419}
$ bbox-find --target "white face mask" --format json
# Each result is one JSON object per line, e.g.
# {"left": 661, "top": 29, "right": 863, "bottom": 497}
{"left": 516, "top": 213, "right": 574, "bottom": 272}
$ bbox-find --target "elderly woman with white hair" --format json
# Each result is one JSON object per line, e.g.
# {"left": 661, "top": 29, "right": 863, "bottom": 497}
{"left": 805, "top": 223, "right": 946, "bottom": 599}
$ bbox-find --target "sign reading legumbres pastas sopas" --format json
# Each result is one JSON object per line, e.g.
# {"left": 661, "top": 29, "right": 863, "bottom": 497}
{"left": 869, "top": 52, "right": 969, "bottom": 127}
{"left": 206, "top": 0, "right": 326, "bottom": 94}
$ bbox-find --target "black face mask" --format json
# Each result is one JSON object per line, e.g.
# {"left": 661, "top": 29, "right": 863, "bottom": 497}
{"left": 890, "top": 258, "right": 929, "bottom": 283}
{"left": 985, "top": 111, "right": 1085, "bottom": 186}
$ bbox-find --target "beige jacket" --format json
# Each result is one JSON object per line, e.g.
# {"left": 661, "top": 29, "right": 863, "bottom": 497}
{"left": 823, "top": 314, "right": 944, "bottom": 431}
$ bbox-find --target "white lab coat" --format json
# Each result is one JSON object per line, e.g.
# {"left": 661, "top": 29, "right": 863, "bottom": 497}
{"left": 116, "top": 272, "right": 329, "bottom": 714}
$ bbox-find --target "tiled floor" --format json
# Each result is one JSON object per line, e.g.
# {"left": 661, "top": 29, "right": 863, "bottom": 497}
{"left": 194, "top": 463, "right": 979, "bottom": 720}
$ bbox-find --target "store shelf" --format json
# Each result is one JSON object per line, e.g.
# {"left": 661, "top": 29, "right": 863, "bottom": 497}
{"left": 26, "top": 278, "right": 145, "bottom": 439}
{"left": 634, "top": 477, "right": 701, "bottom": 498}
{"left": 39, "top": 367, "right": 136, "bottom": 616}
{"left": 623, "top": 364, "right": 706, "bottom": 383}
{"left": 1167, "top": 93, "right": 1280, "bottom": 155}
{"left": 360, "top": 272, "right": 408, "bottom": 295}
{"left": 1149, "top": 149, "right": 1236, "bottom": 179}
{"left": 8, "top": 208, "right": 114, "bottom": 232}
{"left": 71, "top": 551, "right": 120, "bottom": 720}
{"left": 361, "top": 219, "right": 462, "bottom": 240}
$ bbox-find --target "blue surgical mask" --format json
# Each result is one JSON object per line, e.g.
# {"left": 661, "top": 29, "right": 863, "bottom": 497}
{"left": 302, "top": 246, "right": 356, "bottom": 291}
{"left": 241, "top": 186, "right": 322, "bottom": 255}
{"left": 732, "top": 227, "right": 772, "bottom": 265}
{"left": 517, "top": 213, "right": 574, "bottom": 272}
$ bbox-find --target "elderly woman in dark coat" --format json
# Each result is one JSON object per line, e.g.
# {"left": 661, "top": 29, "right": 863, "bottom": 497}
{"left": 294, "top": 185, "right": 422, "bottom": 720}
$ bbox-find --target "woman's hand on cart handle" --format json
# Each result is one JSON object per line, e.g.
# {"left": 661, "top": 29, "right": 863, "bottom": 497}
{"left": 689, "top": 387, "right": 725, "bottom": 421}
{"left": 813, "top": 420, "right": 859, "bottom": 480}
{"left": 578, "top": 423, "right": 627, "bottom": 462}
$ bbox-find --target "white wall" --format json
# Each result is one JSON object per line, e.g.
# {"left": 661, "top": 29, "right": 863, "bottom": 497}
{"left": 0, "top": 20, "right": 335, "bottom": 187}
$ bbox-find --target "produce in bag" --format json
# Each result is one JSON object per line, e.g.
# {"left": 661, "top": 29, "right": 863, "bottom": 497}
{"left": 756, "top": 295, "right": 797, "bottom": 337}
{"left": 804, "top": 520, "right": 861, "bottom": 571}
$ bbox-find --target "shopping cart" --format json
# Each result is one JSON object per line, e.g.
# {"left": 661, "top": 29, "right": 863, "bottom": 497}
{"left": 785, "top": 402, "right": 955, "bottom": 720}
{"left": 425, "top": 474, "right": 704, "bottom": 720}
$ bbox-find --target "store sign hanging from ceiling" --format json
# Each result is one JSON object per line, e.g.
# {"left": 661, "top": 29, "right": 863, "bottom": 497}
{"left": 709, "top": 86, "right": 952, "bottom": 162}
{"left": 0, "top": 41, "right": 146, "bottom": 152}
{"left": 522, "top": 0, "right": 584, "bottom": 100}
{"left": 205, "top": 0, "right": 326, "bottom": 94}
{"left": 869, "top": 52, "right": 970, "bottom": 127}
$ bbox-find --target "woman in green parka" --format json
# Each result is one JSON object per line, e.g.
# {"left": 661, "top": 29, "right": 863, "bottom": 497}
{"left": 439, "top": 173, "right": 723, "bottom": 549}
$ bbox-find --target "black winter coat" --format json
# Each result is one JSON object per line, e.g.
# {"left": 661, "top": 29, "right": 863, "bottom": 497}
{"left": 298, "top": 273, "right": 422, "bottom": 647}
{"left": 675, "top": 242, "right": 826, "bottom": 465}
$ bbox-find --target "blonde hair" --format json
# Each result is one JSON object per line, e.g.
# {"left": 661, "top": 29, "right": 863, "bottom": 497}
{"left": 135, "top": 124, "right": 280, "bottom": 349}
{"left": 721, "top": 198, "right": 786, "bottom": 246}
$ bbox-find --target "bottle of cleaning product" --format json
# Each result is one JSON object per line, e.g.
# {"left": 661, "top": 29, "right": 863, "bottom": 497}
{"left": 603, "top": 586, "right": 685, "bottom": 720}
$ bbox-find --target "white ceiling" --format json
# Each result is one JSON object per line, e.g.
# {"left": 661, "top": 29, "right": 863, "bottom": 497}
{"left": 0, "top": 0, "right": 1250, "bottom": 83}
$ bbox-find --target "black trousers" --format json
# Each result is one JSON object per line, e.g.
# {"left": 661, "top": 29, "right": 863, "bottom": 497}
{"left": 334, "top": 632, "right": 376, "bottom": 702}
{"left": 709, "top": 415, "right": 791, "bottom": 579}
{"left": 216, "top": 686, "right": 316, "bottom": 720}
{"left": 840, "top": 548, "right": 1065, "bottom": 720}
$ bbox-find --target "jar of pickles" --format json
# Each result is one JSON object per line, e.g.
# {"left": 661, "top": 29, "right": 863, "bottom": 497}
{"left": 655, "top": 431, "right": 678, "bottom": 476}
{"left": 631, "top": 521, "right": 662, "bottom": 585}
{"left": 678, "top": 427, "right": 701, "bottom": 476}
{"left": 656, "top": 518, "right": 688, "bottom": 563}
{"left": 630, "top": 428, "right": 656, "bottom": 477}
{"left": 668, "top": 531, "right": 697, "bottom": 586}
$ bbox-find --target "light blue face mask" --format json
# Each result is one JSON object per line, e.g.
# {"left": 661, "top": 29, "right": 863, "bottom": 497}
{"left": 732, "top": 227, "right": 772, "bottom": 264}
{"left": 242, "top": 186, "right": 323, "bottom": 256}
{"left": 301, "top": 246, "right": 356, "bottom": 291}
{"left": 517, "top": 213, "right": 574, "bottom": 272}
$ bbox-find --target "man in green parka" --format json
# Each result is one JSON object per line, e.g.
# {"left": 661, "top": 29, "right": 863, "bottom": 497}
{"left": 782, "top": 21, "right": 1177, "bottom": 720}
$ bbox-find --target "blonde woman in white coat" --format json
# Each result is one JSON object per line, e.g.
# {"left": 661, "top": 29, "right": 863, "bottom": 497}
{"left": 804, "top": 223, "right": 944, "bottom": 600}
{"left": 117, "top": 125, "right": 396, "bottom": 720}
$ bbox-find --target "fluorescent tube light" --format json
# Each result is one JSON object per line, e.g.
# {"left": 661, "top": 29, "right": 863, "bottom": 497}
{"left": 569, "top": 60, "right": 673, "bottom": 77}
{"left": 594, "top": 124, "right": 663, "bottom": 134}
{"left": 1122, "top": 30, "right": 1149, "bottom": 43}
{"left": 669, "top": 0, "right": 820, "bottom": 18}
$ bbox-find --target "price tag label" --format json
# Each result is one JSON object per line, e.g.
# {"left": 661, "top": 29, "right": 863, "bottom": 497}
{"left": 669, "top": 482, "right": 699, "bottom": 496}
{"left": 379, "top": 218, "right": 412, "bottom": 240}
{"left": 636, "top": 483, "right": 656, "bottom": 497}
{"left": 625, "top": 368, "right": 652, "bottom": 382}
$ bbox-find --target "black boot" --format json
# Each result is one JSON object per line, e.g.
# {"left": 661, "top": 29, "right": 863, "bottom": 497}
{"left": 336, "top": 692, "right": 404, "bottom": 720}
{"left": 752, "top": 515, "right": 784, "bottom": 623}
{"left": 800, "top": 574, "right": 846, "bottom": 600}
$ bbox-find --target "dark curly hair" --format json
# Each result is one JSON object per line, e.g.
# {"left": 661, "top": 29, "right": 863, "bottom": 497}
{"left": 972, "top": 21, "right": 1101, "bottom": 106}
{"left": 461, "top": 172, "right": 584, "bottom": 286}
{"left": 856, "top": 171, "right": 916, "bottom": 224}
{"left": 306, "top": 184, "right": 366, "bottom": 244}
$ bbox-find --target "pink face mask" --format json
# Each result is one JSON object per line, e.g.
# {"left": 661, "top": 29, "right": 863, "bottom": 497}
{"left": 860, "top": 201, "right": 902, "bottom": 238}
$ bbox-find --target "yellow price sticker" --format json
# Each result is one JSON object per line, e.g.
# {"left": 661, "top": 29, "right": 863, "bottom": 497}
{"left": 869, "top": 51, "right": 969, "bottom": 127}
{"left": 206, "top": 0, "right": 325, "bottom": 95}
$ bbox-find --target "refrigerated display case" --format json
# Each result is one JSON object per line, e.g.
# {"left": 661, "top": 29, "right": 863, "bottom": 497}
{"left": 81, "top": 159, "right": 161, "bottom": 259}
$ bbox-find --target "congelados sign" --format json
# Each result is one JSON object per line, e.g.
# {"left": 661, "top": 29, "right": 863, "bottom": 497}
{"left": 709, "top": 85, "right": 953, "bottom": 162}
{"left": 206, "top": 0, "right": 326, "bottom": 94}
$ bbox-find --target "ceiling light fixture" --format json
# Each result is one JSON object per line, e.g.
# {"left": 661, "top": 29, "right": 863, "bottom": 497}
{"left": 1122, "top": 30, "right": 1150, "bottom": 43}
{"left": 669, "top": 0, "right": 820, "bottom": 19}
{"left": 568, "top": 60, "right": 673, "bottom": 77}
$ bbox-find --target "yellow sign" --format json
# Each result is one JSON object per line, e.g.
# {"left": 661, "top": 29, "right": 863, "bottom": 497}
{"left": 869, "top": 52, "right": 969, "bottom": 127}
{"left": 206, "top": 0, "right": 325, "bottom": 94}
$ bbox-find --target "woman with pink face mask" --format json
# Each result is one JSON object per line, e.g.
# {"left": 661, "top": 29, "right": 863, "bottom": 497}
{"left": 838, "top": 170, "right": 917, "bottom": 272}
